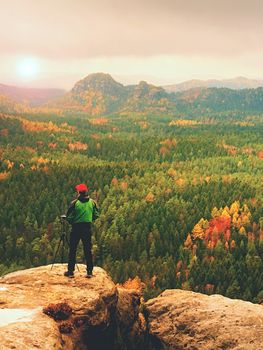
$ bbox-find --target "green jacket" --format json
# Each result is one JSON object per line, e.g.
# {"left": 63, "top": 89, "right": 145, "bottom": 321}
{"left": 66, "top": 195, "right": 99, "bottom": 224}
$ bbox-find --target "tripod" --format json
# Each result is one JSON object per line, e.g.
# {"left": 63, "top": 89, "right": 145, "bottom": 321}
{"left": 51, "top": 215, "right": 79, "bottom": 271}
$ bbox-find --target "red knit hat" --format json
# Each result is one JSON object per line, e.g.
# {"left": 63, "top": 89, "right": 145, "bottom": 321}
{"left": 75, "top": 183, "right": 88, "bottom": 192}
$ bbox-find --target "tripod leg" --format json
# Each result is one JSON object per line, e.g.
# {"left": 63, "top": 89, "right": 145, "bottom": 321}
{"left": 51, "top": 238, "right": 62, "bottom": 270}
{"left": 62, "top": 236, "right": 64, "bottom": 263}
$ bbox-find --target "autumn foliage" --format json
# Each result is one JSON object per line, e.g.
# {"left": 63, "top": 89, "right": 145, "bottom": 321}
{"left": 89, "top": 118, "right": 108, "bottom": 125}
{"left": 68, "top": 141, "right": 88, "bottom": 151}
{"left": 21, "top": 119, "right": 75, "bottom": 133}
{"left": 169, "top": 119, "right": 199, "bottom": 126}
{"left": 159, "top": 138, "right": 177, "bottom": 156}
{"left": 0, "top": 128, "right": 9, "bottom": 136}
{"left": 189, "top": 201, "right": 253, "bottom": 250}
{"left": 117, "top": 276, "right": 145, "bottom": 293}
{"left": 0, "top": 172, "right": 9, "bottom": 181}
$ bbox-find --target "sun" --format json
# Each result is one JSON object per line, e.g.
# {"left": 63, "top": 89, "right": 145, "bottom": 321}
{"left": 17, "top": 58, "right": 39, "bottom": 78}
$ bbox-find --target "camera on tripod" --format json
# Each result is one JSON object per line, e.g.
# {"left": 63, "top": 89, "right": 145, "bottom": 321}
{"left": 51, "top": 214, "right": 69, "bottom": 270}
{"left": 60, "top": 214, "right": 66, "bottom": 221}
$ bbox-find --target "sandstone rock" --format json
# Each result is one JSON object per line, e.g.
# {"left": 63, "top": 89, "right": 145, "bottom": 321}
{"left": 2, "top": 267, "right": 263, "bottom": 350}
{"left": 0, "top": 264, "right": 117, "bottom": 350}
{"left": 144, "top": 289, "right": 263, "bottom": 350}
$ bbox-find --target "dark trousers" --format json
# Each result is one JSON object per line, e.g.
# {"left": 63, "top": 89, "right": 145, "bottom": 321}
{"left": 68, "top": 222, "right": 93, "bottom": 274}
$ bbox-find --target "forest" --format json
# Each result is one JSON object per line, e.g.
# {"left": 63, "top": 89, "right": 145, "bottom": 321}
{"left": 0, "top": 111, "right": 262, "bottom": 303}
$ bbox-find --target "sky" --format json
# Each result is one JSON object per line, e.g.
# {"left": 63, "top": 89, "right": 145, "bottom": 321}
{"left": 0, "top": 0, "right": 262, "bottom": 89}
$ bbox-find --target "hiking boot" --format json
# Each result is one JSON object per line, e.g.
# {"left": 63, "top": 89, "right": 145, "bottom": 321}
{"left": 86, "top": 271, "right": 93, "bottom": 278}
{"left": 64, "top": 271, "right": 74, "bottom": 278}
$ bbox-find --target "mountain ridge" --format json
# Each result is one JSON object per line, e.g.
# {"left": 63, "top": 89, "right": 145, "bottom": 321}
{"left": 163, "top": 76, "right": 263, "bottom": 93}
{"left": 2, "top": 73, "right": 263, "bottom": 116}
{"left": 46, "top": 73, "right": 263, "bottom": 115}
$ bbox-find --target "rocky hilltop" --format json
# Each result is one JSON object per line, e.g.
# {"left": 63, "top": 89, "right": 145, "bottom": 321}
{"left": 46, "top": 73, "right": 174, "bottom": 115}
{"left": 0, "top": 265, "right": 263, "bottom": 350}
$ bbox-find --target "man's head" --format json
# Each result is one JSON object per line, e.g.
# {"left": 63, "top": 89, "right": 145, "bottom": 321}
{"left": 75, "top": 183, "right": 88, "bottom": 195}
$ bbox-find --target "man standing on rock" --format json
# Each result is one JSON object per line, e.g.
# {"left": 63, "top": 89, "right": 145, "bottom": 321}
{"left": 64, "top": 183, "right": 99, "bottom": 278}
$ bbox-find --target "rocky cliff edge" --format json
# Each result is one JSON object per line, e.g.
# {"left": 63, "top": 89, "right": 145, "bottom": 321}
{"left": 0, "top": 264, "right": 120, "bottom": 350}
{"left": 1, "top": 266, "right": 263, "bottom": 350}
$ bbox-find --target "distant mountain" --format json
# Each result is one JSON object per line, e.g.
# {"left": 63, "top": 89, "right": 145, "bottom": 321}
{"left": 47, "top": 73, "right": 174, "bottom": 115}
{"left": 163, "top": 77, "right": 263, "bottom": 93}
{"left": 0, "top": 84, "right": 65, "bottom": 107}
{"left": 47, "top": 73, "right": 263, "bottom": 116}
{"left": 2, "top": 73, "right": 263, "bottom": 117}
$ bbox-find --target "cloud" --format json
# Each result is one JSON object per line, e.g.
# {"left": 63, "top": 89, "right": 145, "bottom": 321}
{"left": 0, "top": 0, "right": 263, "bottom": 59}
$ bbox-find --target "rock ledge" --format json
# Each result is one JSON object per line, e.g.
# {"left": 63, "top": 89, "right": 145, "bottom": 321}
{"left": 0, "top": 264, "right": 117, "bottom": 350}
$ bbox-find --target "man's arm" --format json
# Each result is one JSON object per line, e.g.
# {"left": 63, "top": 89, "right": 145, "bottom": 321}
{"left": 66, "top": 199, "right": 77, "bottom": 224}
{"left": 91, "top": 199, "right": 99, "bottom": 221}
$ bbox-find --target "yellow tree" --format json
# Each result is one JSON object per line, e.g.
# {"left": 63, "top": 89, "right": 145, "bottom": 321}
{"left": 184, "top": 234, "right": 193, "bottom": 248}
{"left": 192, "top": 223, "right": 204, "bottom": 240}
{"left": 211, "top": 207, "right": 220, "bottom": 218}
{"left": 230, "top": 201, "right": 240, "bottom": 215}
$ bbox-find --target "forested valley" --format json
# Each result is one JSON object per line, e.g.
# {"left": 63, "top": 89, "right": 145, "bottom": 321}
{"left": 0, "top": 111, "right": 262, "bottom": 303}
